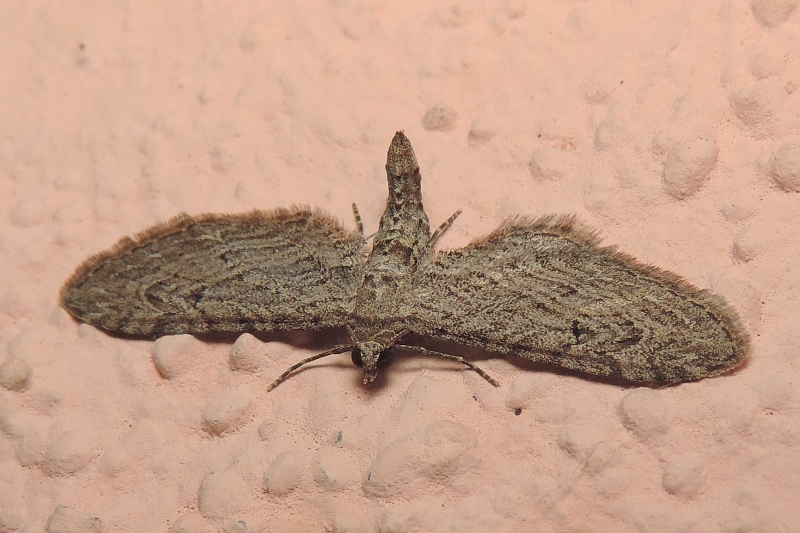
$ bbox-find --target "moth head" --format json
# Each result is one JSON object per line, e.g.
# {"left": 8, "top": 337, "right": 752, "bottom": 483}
{"left": 351, "top": 341, "right": 391, "bottom": 384}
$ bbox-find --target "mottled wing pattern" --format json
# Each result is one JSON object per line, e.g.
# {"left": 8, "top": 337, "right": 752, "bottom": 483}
{"left": 402, "top": 215, "right": 749, "bottom": 383}
{"left": 61, "top": 208, "right": 364, "bottom": 337}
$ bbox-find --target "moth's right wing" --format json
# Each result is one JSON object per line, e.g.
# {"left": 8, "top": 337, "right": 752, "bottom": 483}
{"left": 61, "top": 208, "right": 364, "bottom": 337}
{"left": 402, "top": 215, "right": 748, "bottom": 384}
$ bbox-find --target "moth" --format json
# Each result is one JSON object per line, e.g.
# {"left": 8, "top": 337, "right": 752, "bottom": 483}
{"left": 61, "top": 132, "right": 749, "bottom": 389}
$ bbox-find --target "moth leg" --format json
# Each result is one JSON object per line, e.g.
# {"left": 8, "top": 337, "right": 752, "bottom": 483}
{"left": 430, "top": 209, "right": 462, "bottom": 245}
{"left": 352, "top": 203, "right": 364, "bottom": 238}
{"left": 353, "top": 202, "right": 379, "bottom": 248}
{"left": 268, "top": 344, "right": 355, "bottom": 391}
{"left": 346, "top": 324, "right": 359, "bottom": 345}
{"left": 393, "top": 344, "right": 499, "bottom": 386}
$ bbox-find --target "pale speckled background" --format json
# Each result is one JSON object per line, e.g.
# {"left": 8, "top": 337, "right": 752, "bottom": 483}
{"left": 1, "top": 1, "right": 799, "bottom": 532}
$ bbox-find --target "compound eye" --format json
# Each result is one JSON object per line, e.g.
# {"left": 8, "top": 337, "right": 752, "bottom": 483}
{"left": 351, "top": 347, "right": 363, "bottom": 368}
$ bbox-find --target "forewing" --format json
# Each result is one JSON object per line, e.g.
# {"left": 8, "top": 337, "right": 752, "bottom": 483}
{"left": 61, "top": 207, "right": 364, "bottom": 337}
{"left": 403, "top": 215, "right": 748, "bottom": 383}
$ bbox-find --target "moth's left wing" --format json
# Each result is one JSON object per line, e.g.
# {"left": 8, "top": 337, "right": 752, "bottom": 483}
{"left": 401, "top": 215, "right": 748, "bottom": 383}
{"left": 61, "top": 207, "right": 364, "bottom": 337}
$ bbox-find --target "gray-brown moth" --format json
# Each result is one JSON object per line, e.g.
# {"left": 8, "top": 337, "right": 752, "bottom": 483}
{"left": 61, "top": 132, "right": 749, "bottom": 389}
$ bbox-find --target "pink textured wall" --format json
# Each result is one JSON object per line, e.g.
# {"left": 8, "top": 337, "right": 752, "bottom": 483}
{"left": 1, "top": 1, "right": 799, "bottom": 531}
